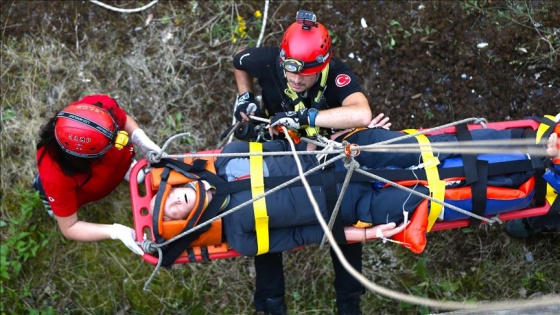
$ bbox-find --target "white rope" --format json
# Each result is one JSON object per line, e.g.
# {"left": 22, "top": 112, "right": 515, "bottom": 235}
{"left": 88, "top": 0, "right": 159, "bottom": 13}
{"left": 256, "top": 0, "right": 270, "bottom": 48}
{"left": 224, "top": 1, "right": 270, "bottom": 147}
{"left": 353, "top": 167, "right": 498, "bottom": 224}
{"left": 278, "top": 126, "right": 486, "bottom": 310}
{"left": 140, "top": 119, "right": 557, "bottom": 309}
{"left": 277, "top": 127, "right": 560, "bottom": 311}
{"left": 320, "top": 156, "right": 359, "bottom": 246}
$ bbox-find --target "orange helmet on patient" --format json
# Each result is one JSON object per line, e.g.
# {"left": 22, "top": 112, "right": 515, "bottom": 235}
{"left": 279, "top": 10, "right": 332, "bottom": 75}
{"left": 54, "top": 104, "right": 128, "bottom": 158}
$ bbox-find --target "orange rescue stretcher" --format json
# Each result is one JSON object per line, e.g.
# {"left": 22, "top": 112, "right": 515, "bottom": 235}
{"left": 129, "top": 118, "right": 556, "bottom": 265}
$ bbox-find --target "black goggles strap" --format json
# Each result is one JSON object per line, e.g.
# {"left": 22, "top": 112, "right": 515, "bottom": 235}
{"left": 57, "top": 111, "right": 116, "bottom": 140}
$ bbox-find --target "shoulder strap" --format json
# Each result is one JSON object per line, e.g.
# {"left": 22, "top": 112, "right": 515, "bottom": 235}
{"left": 468, "top": 160, "right": 489, "bottom": 226}
{"left": 149, "top": 158, "right": 229, "bottom": 267}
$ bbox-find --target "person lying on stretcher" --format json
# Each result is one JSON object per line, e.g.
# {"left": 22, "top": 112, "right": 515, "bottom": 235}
{"left": 149, "top": 174, "right": 409, "bottom": 242}
{"left": 150, "top": 116, "right": 559, "bottom": 256}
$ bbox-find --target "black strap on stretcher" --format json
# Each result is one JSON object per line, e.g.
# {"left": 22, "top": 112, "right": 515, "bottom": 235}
{"left": 469, "top": 160, "right": 489, "bottom": 226}
{"left": 528, "top": 115, "right": 558, "bottom": 207}
{"left": 456, "top": 123, "right": 479, "bottom": 185}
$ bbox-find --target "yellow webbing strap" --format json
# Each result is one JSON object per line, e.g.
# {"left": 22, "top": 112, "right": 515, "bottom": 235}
{"left": 249, "top": 142, "right": 269, "bottom": 255}
{"left": 536, "top": 114, "right": 557, "bottom": 143}
{"left": 287, "top": 65, "right": 330, "bottom": 137}
{"left": 536, "top": 114, "right": 558, "bottom": 206}
{"left": 546, "top": 185, "right": 557, "bottom": 206}
{"left": 403, "top": 129, "right": 446, "bottom": 231}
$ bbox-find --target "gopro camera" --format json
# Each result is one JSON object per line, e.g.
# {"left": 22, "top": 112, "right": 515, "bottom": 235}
{"left": 296, "top": 10, "right": 317, "bottom": 29}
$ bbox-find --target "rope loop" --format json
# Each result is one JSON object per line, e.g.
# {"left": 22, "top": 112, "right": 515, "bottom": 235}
{"left": 474, "top": 117, "right": 488, "bottom": 128}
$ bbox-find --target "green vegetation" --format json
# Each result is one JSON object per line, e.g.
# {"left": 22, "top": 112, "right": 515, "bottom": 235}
{"left": 1, "top": 1, "right": 558, "bottom": 314}
{"left": 462, "top": 0, "right": 559, "bottom": 68}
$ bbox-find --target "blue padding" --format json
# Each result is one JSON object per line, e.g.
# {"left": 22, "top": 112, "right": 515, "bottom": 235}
{"left": 439, "top": 153, "right": 528, "bottom": 169}
{"left": 442, "top": 190, "right": 535, "bottom": 221}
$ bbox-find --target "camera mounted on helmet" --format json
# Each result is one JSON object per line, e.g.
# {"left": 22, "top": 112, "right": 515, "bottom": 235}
{"left": 296, "top": 10, "right": 318, "bottom": 30}
{"left": 54, "top": 104, "right": 129, "bottom": 158}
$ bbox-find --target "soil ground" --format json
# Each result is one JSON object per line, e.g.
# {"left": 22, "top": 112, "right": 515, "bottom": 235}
{"left": 2, "top": 1, "right": 558, "bottom": 134}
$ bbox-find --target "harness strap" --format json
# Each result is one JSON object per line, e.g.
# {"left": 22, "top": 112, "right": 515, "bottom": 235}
{"left": 151, "top": 158, "right": 230, "bottom": 267}
{"left": 455, "top": 123, "right": 479, "bottom": 184}
{"left": 533, "top": 115, "right": 558, "bottom": 143}
{"left": 403, "top": 129, "right": 446, "bottom": 231}
{"left": 250, "top": 142, "right": 270, "bottom": 255}
{"left": 153, "top": 158, "right": 223, "bottom": 184}
{"left": 152, "top": 167, "right": 171, "bottom": 244}
{"left": 200, "top": 246, "right": 210, "bottom": 261}
{"left": 283, "top": 65, "right": 329, "bottom": 137}
{"left": 529, "top": 116, "right": 558, "bottom": 207}
{"left": 187, "top": 248, "right": 196, "bottom": 262}
{"left": 469, "top": 160, "right": 489, "bottom": 226}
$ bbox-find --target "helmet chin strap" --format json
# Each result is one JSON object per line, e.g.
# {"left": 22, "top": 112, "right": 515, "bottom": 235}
{"left": 313, "top": 73, "right": 320, "bottom": 84}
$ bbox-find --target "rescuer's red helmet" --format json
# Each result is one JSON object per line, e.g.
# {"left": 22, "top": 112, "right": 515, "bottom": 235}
{"left": 54, "top": 104, "right": 120, "bottom": 158}
{"left": 279, "top": 11, "right": 332, "bottom": 75}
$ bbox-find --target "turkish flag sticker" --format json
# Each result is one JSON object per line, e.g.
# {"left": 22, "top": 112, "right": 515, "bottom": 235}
{"left": 335, "top": 74, "right": 351, "bottom": 87}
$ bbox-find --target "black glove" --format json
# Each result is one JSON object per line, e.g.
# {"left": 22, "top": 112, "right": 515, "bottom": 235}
{"left": 269, "top": 109, "right": 310, "bottom": 130}
{"left": 234, "top": 92, "right": 263, "bottom": 121}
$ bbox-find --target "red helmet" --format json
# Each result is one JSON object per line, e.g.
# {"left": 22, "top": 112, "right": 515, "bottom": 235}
{"left": 279, "top": 21, "right": 332, "bottom": 75}
{"left": 54, "top": 104, "right": 118, "bottom": 158}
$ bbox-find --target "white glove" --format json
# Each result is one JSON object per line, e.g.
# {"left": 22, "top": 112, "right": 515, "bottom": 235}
{"left": 110, "top": 223, "right": 144, "bottom": 255}
{"left": 131, "top": 129, "right": 161, "bottom": 155}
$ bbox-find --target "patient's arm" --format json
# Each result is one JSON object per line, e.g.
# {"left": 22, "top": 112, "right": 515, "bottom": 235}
{"left": 344, "top": 222, "right": 408, "bottom": 242}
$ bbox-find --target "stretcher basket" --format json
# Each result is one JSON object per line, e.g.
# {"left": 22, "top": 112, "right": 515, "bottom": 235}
{"left": 129, "top": 119, "right": 554, "bottom": 264}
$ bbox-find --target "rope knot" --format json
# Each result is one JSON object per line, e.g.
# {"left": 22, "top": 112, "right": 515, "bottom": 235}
{"left": 147, "top": 151, "right": 162, "bottom": 164}
{"left": 141, "top": 239, "right": 159, "bottom": 254}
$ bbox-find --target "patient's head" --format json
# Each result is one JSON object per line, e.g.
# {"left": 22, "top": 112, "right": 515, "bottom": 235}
{"left": 149, "top": 180, "right": 213, "bottom": 221}
{"left": 149, "top": 186, "right": 196, "bottom": 221}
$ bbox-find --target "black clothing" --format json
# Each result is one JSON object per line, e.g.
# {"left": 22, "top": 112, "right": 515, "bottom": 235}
{"left": 216, "top": 128, "right": 532, "bottom": 255}
{"left": 233, "top": 47, "right": 363, "bottom": 116}
{"left": 232, "top": 45, "right": 368, "bottom": 312}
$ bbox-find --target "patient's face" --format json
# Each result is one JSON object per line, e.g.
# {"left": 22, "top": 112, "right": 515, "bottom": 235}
{"left": 152, "top": 187, "right": 197, "bottom": 221}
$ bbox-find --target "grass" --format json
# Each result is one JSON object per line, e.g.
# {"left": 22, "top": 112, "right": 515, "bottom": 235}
{"left": 1, "top": 1, "right": 559, "bottom": 314}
